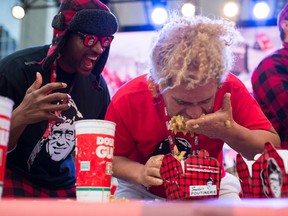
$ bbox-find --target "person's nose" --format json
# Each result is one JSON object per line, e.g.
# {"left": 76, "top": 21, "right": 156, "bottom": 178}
{"left": 91, "top": 41, "right": 104, "bottom": 54}
{"left": 185, "top": 105, "right": 203, "bottom": 119}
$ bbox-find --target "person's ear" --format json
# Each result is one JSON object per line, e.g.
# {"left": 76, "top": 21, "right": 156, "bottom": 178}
{"left": 280, "top": 20, "right": 288, "bottom": 30}
{"left": 52, "top": 13, "right": 66, "bottom": 30}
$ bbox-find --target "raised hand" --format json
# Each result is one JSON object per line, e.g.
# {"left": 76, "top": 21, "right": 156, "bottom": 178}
{"left": 14, "top": 72, "right": 71, "bottom": 125}
{"left": 8, "top": 72, "right": 72, "bottom": 150}
{"left": 185, "top": 93, "right": 234, "bottom": 139}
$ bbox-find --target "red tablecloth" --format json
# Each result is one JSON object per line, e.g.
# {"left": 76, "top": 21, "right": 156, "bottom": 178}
{"left": 0, "top": 198, "right": 288, "bottom": 216}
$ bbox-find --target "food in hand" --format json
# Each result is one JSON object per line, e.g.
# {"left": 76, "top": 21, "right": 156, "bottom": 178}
{"left": 168, "top": 115, "right": 189, "bottom": 135}
{"left": 168, "top": 115, "right": 202, "bottom": 135}
{"left": 224, "top": 120, "right": 232, "bottom": 128}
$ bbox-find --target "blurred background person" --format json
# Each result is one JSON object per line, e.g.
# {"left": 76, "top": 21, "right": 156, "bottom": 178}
{"left": 251, "top": 3, "right": 288, "bottom": 150}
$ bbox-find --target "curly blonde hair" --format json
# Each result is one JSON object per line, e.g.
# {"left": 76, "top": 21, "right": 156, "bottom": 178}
{"left": 149, "top": 14, "right": 242, "bottom": 90}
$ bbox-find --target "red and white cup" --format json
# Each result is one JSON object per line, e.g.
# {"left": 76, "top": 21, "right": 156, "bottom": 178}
{"left": 75, "top": 120, "right": 116, "bottom": 202}
{"left": 0, "top": 96, "right": 14, "bottom": 198}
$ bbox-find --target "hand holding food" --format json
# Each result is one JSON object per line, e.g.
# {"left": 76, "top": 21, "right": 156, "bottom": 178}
{"left": 186, "top": 93, "right": 234, "bottom": 139}
{"left": 169, "top": 93, "right": 234, "bottom": 139}
{"left": 140, "top": 155, "right": 164, "bottom": 187}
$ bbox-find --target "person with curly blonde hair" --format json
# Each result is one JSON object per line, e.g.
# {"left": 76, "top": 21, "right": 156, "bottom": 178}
{"left": 150, "top": 15, "right": 237, "bottom": 90}
{"left": 105, "top": 14, "right": 280, "bottom": 200}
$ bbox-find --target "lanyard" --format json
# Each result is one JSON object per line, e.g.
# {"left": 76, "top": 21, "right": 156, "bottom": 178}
{"left": 42, "top": 60, "right": 75, "bottom": 139}
{"left": 154, "top": 84, "right": 177, "bottom": 152}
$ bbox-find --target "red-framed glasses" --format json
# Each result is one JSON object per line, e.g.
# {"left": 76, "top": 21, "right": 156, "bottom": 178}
{"left": 77, "top": 32, "right": 114, "bottom": 48}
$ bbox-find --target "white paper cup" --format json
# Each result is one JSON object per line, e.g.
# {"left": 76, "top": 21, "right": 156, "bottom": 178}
{"left": 75, "top": 120, "right": 116, "bottom": 202}
{"left": 0, "top": 96, "right": 14, "bottom": 198}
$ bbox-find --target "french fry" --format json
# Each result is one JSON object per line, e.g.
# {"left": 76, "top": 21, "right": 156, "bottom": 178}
{"left": 168, "top": 115, "right": 205, "bottom": 135}
{"left": 173, "top": 145, "right": 186, "bottom": 161}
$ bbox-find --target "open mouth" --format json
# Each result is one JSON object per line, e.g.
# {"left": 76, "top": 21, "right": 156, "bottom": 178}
{"left": 83, "top": 55, "right": 98, "bottom": 69}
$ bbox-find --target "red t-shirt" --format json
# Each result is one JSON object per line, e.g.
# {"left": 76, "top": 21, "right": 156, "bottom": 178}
{"left": 105, "top": 73, "right": 272, "bottom": 197}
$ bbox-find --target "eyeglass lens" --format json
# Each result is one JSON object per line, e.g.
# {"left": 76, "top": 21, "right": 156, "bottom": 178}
{"left": 81, "top": 34, "right": 113, "bottom": 47}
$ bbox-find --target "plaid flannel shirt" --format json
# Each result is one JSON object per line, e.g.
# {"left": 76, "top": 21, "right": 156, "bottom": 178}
{"left": 251, "top": 43, "right": 288, "bottom": 149}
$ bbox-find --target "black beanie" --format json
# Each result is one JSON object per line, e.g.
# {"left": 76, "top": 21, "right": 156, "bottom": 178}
{"left": 44, "top": 0, "right": 118, "bottom": 77}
